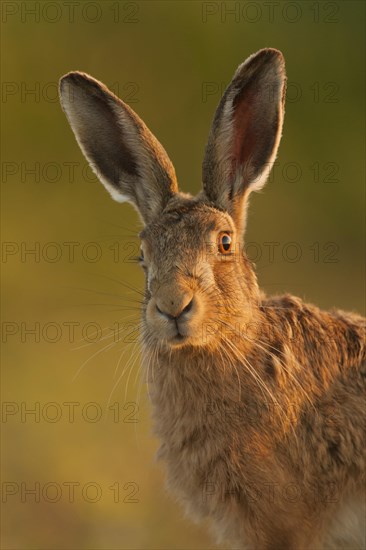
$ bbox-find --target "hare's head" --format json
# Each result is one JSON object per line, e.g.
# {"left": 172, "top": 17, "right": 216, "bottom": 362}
{"left": 59, "top": 49, "right": 286, "bottom": 351}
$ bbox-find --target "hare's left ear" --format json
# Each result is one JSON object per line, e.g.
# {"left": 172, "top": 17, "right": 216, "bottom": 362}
{"left": 59, "top": 72, "right": 178, "bottom": 225}
{"left": 202, "top": 48, "right": 286, "bottom": 233}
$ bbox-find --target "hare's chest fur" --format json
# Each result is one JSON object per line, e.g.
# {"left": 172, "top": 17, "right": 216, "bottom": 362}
{"left": 147, "top": 352, "right": 279, "bottom": 522}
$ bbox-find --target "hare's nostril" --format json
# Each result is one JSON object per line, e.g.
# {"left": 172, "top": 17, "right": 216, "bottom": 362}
{"left": 181, "top": 297, "right": 193, "bottom": 316}
{"left": 155, "top": 297, "right": 194, "bottom": 320}
{"left": 156, "top": 304, "right": 167, "bottom": 317}
{"left": 156, "top": 304, "right": 175, "bottom": 320}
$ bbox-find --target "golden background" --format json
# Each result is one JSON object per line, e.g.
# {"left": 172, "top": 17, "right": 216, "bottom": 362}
{"left": 2, "top": 1, "right": 365, "bottom": 548}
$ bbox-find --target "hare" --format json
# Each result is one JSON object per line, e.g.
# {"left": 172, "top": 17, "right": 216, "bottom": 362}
{"left": 59, "top": 49, "right": 366, "bottom": 549}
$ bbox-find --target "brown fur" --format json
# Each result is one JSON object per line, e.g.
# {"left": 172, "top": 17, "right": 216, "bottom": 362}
{"left": 59, "top": 49, "right": 366, "bottom": 549}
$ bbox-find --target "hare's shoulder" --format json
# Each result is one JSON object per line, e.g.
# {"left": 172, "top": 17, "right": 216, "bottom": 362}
{"left": 259, "top": 293, "right": 366, "bottom": 369}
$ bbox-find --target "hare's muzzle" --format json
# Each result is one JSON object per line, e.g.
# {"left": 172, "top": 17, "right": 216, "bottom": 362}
{"left": 145, "top": 288, "right": 204, "bottom": 347}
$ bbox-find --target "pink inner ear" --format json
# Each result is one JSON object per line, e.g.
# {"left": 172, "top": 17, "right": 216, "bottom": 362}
{"left": 232, "top": 87, "right": 258, "bottom": 179}
{"left": 231, "top": 81, "right": 279, "bottom": 189}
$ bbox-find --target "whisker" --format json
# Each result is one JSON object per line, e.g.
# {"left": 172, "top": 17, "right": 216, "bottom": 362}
{"left": 73, "top": 287, "right": 143, "bottom": 304}
{"left": 72, "top": 339, "right": 116, "bottom": 381}
{"left": 95, "top": 273, "right": 145, "bottom": 297}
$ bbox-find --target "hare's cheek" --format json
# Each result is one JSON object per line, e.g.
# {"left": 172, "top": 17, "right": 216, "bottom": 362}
{"left": 145, "top": 299, "right": 158, "bottom": 325}
{"left": 146, "top": 272, "right": 159, "bottom": 295}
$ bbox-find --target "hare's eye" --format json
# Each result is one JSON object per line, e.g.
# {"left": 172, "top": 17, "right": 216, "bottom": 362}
{"left": 218, "top": 232, "right": 232, "bottom": 254}
{"left": 138, "top": 248, "right": 144, "bottom": 262}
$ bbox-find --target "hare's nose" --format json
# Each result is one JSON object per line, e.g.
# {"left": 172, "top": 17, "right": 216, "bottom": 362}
{"left": 155, "top": 295, "right": 194, "bottom": 321}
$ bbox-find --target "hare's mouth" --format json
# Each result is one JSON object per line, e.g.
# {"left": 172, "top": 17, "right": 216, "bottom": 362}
{"left": 169, "top": 331, "right": 190, "bottom": 347}
{"left": 164, "top": 327, "right": 211, "bottom": 349}
{"left": 158, "top": 326, "right": 202, "bottom": 349}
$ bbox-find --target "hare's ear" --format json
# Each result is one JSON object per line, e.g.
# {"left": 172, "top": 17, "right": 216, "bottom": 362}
{"left": 202, "top": 48, "right": 286, "bottom": 233}
{"left": 59, "top": 72, "right": 178, "bottom": 224}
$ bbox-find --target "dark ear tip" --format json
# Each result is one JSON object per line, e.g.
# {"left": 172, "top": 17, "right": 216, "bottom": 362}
{"left": 251, "top": 48, "right": 285, "bottom": 71}
{"left": 59, "top": 71, "right": 100, "bottom": 95}
{"left": 233, "top": 48, "right": 286, "bottom": 89}
{"left": 258, "top": 48, "right": 284, "bottom": 60}
{"left": 59, "top": 71, "right": 84, "bottom": 94}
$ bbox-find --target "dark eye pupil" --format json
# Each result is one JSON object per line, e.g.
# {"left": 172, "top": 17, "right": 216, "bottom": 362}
{"left": 222, "top": 235, "right": 231, "bottom": 251}
{"left": 140, "top": 248, "right": 144, "bottom": 260}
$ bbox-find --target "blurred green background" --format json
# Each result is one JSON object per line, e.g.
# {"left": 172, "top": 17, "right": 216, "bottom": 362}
{"left": 1, "top": 1, "right": 365, "bottom": 548}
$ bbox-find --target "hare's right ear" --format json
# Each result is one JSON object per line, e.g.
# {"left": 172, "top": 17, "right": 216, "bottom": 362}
{"left": 202, "top": 48, "right": 286, "bottom": 234}
{"left": 59, "top": 72, "right": 178, "bottom": 224}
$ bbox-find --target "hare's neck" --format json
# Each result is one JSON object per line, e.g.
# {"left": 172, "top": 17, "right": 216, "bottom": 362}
{"left": 143, "top": 344, "right": 266, "bottom": 443}
{"left": 147, "top": 349, "right": 225, "bottom": 408}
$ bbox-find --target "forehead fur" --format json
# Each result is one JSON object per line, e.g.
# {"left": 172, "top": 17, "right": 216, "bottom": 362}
{"left": 140, "top": 192, "right": 235, "bottom": 244}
